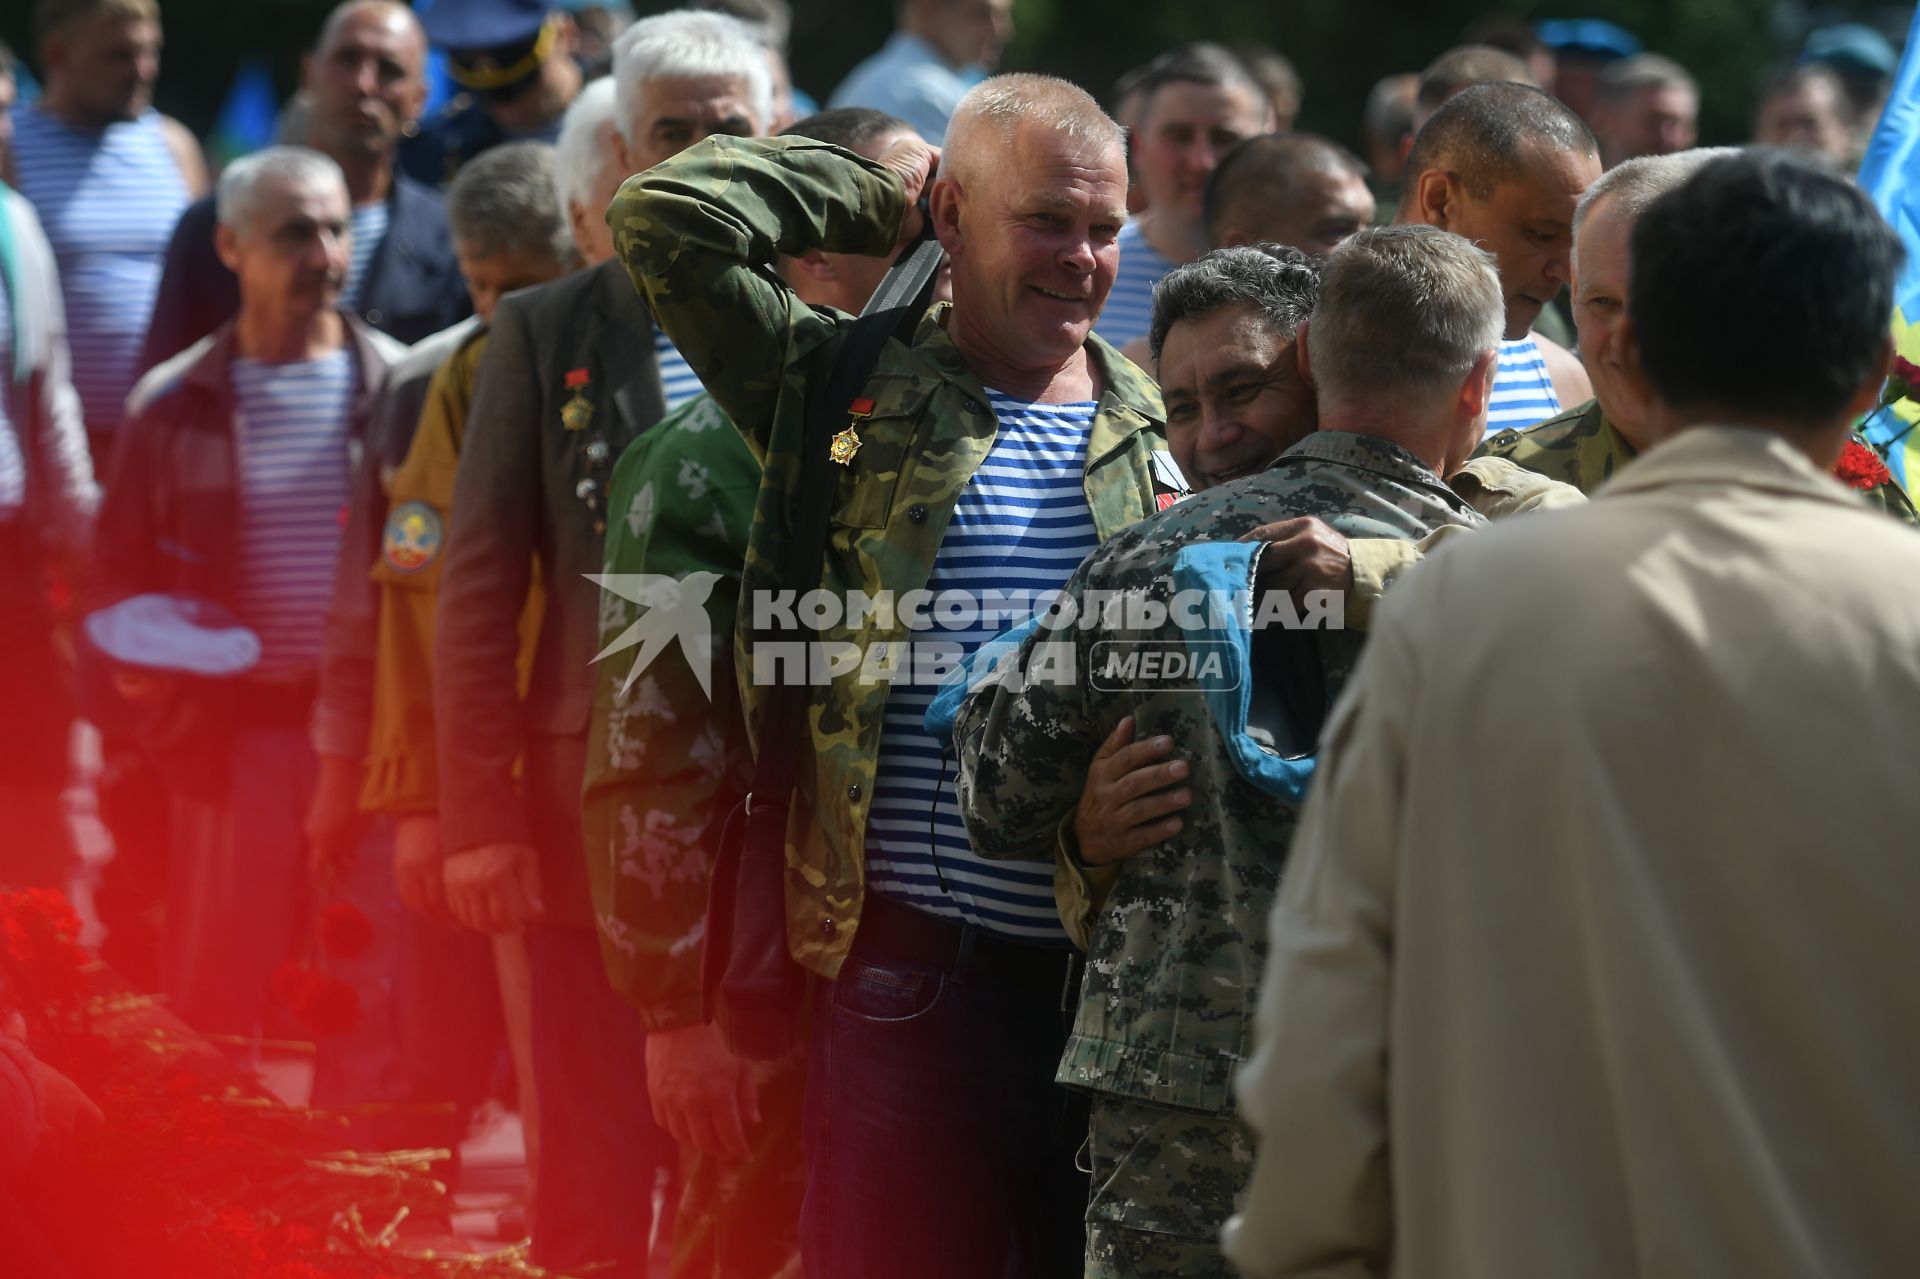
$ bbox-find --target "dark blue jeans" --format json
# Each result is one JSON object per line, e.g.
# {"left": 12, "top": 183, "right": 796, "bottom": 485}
{"left": 526, "top": 923, "right": 671, "bottom": 1279}
{"left": 800, "top": 941, "right": 1090, "bottom": 1279}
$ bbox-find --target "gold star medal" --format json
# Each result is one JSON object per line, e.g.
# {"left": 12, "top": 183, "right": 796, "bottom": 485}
{"left": 830, "top": 397, "right": 875, "bottom": 465}
{"left": 562, "top": 368, "right": 593, "bottom": 432}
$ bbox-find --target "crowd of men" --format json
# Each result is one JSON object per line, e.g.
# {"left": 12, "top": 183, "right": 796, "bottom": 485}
{"left": 2, "top": 0, "right": 1918, "bottom": 1276}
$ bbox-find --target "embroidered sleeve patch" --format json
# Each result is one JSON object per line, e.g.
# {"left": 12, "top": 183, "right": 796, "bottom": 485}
{"left": 381, "top": 500, "right": 445, "bottom": 575}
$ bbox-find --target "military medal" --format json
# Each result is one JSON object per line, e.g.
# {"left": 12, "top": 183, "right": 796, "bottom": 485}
{"left": 562, "top": 367, "right": 594, "bottom": 432}
{"left": 830, "top": 397, "right": 874, "bottom": 465}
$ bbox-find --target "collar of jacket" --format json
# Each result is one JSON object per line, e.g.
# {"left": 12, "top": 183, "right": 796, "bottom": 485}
{"left": 1601, "top": 423, "right": 1863, "bottom": 509}
{"left": 177, "top": 309, "right": 397, "bottom": 428}
{"left": 905, "top": 301, "right": 1167, "bottom": 468}
{"left": 1277, "top": 429, "right": 1455, "bottom": 492}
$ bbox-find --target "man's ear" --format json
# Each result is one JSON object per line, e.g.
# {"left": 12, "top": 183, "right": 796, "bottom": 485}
{"left": 1295, "top": 320, "right": 1315, "bottom": 390}
{"left": 929, "top": 176, "right": 964, "bottom": 256}
{"left": 1462, "top": 347, "right": 1498, "bottom": 421}
{"left": 1845, "top": 334, "right": 1896, "bottom": 423}
{"left": 1410, "top": 168, "right": 1454, "bottom": 230}
{"left": 613, "top": 128, "right": 636, "bottom": 179}
{"left": 214, "top": 223, "right": 243, "bottom": 274}
{"left": 1616, "top": 313, "right": 1663, "bottom": 425}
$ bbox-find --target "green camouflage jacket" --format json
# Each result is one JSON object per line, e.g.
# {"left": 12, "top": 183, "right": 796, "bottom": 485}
{"left": 613, "top": 135, "right": 1179, "bottom": 979}
{"left": 1482, "top": 397, "right": 1919, "bottom": 523}
{"left": 954, "top": 432, "right": 1483, "bottom": 1114}
{"left": 581, "top": 392, "right": 759, "bottom": 1030}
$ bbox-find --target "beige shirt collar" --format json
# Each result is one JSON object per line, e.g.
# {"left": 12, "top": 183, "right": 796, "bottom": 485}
{"left": 1604, "top": 422, "right": 1858, "bottom": 510}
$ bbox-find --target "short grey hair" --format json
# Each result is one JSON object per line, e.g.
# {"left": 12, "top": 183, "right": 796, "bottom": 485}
{"left": 1147, "top": 244, "right": 1322, "bottom": 364}
{"left": 1307, "top": 224, "right": 1504, "bottom": 399}
{"left": 446, "top": 140, "right": 574, "bottom": 266}
{"left": 611, "top": 10, "right": 773, "bottom": 145}
{"left": 216, "top": 145, "right": 346, "bottom": 232}
{"left": 1600, "top": 53, "right": 1697, "bottom": 102}
{"left": 942, "top": 73, "right": 1127, "bottom": 189}
{"left": 1574, "top": 146, "right": 1741, "bottom": 235}
{"left": 554, "top": 76, "right": 618, "bottom": 216}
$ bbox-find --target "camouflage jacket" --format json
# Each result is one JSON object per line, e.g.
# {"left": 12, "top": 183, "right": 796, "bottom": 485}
{"left": 953, "top": 432, "right": 1483, "bottom": 1113}
{"left": 580, "top": 393, "right": 759, "bottom": 1030}
{"left": 1481, "top": 397, "right": 1919, "bottom": 523}
{"left": 613, "top": 135, "right": 1179, "bottom": 979}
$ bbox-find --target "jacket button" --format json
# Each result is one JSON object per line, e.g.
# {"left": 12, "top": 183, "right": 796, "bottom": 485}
{"left": 908, "top": 504, "right": 927, "bottom": 523}
{"left": 847, "top": 782, "right": 861, "bottom": 802}
{"left": 366, "top": 308, "right": 383, "bottom": 325}
{"left": 964, "top": 398, "right": 985, "bottom": 415}
{"left": 821, "top": 917, "right": 836, "bottom": 937}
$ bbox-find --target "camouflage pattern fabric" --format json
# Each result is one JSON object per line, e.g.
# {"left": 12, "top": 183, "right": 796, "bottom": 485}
{"left": 1481, "top": 396, "right": 1919, "bottom": 522}
{"left": 954, "top": 431, "right": 1484, "bottom": 1116}
{"left": 581, "top": 391, "right": 804, "bottom": 1279}
{"left": 611, "top": 135, "right": 1178, "bottom": 980}
{"left": 1084, "top": 1096, "right": 1251, "bottom": 1279}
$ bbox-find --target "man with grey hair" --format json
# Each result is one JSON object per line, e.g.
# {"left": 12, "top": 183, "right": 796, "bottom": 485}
{"left": 553, "top": 75, "right": 622, "bottom": 265}
{"left": 428, "top": 11, "right": 774, "bottom": 1276}
{"left": 91, "top": 144, "right": 407, "bottom": 1088}
{"left": 1593, "top": 52, "right": 1699, "bottom": 166}
{"left": 616, "top": 70, "right": 1182, "bottom": 1278}
{"left": 954, "top": 224, "right": 1502, "bottom": 1278}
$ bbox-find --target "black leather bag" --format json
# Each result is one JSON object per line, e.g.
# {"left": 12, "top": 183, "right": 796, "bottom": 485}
{"left": 701, "top": 224, "right": 945, "bottom": 1061}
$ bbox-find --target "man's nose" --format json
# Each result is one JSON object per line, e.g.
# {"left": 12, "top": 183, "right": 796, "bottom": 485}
{"left": 1058, "top": 235, "right": 1095, "bottom": 274}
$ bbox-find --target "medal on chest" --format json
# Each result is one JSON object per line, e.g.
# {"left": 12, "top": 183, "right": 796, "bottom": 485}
{"left": 830, "top": 397, "right": 874, "bottom": 465}
{"left": 562, "top": 367, "right": 594, "bottom": 433}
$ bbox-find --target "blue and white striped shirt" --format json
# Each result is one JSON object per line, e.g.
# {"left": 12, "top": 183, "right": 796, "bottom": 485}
{"left": 230, "top": 349, "right": 356, "bottom": 680}
{"left": 0, "top": 278, "right": 21, "bottom": 515}
{"left": 654, "top": 330, "right": 703, "bottom": 410}
{"left": 864, "top": 390, "right": 1101, "bottom": 943}
{"left": 345, "top": 200, "right": 390, "bottom": 309}
{"left": 1094, "top": 219, "right": 1179, "bottom": 351}
{"left": 1485, "top": 335, "right": 1562, "bottom": 435}
{"left": 10, "top": 103, "right": 190, "bottom": 434}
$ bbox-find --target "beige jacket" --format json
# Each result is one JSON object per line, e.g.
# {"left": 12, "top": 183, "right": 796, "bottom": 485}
{"left": 1225, "top": 426, "right": 1920, "bottom": 1279}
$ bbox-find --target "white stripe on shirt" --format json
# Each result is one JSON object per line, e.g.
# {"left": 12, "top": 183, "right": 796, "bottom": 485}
{"left": 654, "top": 330, "right": 703, "bottom": 411}
{"left": 864, "top": 390, "right": 1101, "bottom": 944}
{"left": 1486, "top": 335, "right": 1562, "bottom": 434}
{"left": 1094, "top": 219, "right": 1179, "bottom": 351}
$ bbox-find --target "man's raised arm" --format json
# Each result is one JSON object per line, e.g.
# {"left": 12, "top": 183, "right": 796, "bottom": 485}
{"left": 609, "top": 135, "right": 914, "bottom": 458}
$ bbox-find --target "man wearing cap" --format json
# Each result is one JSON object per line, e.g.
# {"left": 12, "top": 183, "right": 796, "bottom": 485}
{"left": 142, "top": 0, "right": 468, "bottom": 368}
{"left": 1535, "top": 17, "right": 1642, "bottom": 126}
{"left": 430, "top": 12, "right": 774, "bottom": 1276}
{"left": 399, "top": 0, "right": 586, "bottom": 188}
{"left": 91, "top": 146, "right": 407, "bottom": 1084}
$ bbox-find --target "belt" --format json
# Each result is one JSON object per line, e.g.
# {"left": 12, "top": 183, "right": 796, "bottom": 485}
{"left": 854, "top": 891, "right": 1083, "bottom": 1008}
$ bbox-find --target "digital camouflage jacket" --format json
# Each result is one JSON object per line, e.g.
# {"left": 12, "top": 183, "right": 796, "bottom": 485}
{"left": 612, "top": 135, "right": 1180, "bottom": 979}
{"left": 954, "top": 432, "right": 1483, "bottom": 1114}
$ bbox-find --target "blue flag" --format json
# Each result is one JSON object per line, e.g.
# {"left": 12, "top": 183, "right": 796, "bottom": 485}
{"left": 1858, "top": 13, "right": 1920, "bottom": 487}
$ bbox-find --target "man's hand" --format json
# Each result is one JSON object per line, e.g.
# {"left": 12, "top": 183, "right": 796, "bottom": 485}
{"left": 394, "top": 815, "right": 451, "bottom": 924}
{"left": 443, "top": 842, "right": 543, "bottom": 934}
{"left": 1246, "top": 517, "right": 1354, "bottom": 597}
{"left": 1072, "top": 716, "right": 1192, "bottom": 867}
{"left": 34, "top": 1058, "right": 104, "bottom": 1140}
{"left": 874, "top": 135, "right": 940, "bottom": 247}
{"left": 304, "top": 753, "right": 365, "bottom": 887}
{"left": 645, "top": 1022, "right": 761, "bottom": 1161}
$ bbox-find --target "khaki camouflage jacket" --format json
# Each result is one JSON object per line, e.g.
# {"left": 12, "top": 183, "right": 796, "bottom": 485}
{"left": 612, "top": 135, "right": 1179, "bottom": 979}
{"left": 1479, "top": 396, "right": 1919, "bottom": 523}
{"left": 954, "top": 432, "right": 1483, "bottom": 1114}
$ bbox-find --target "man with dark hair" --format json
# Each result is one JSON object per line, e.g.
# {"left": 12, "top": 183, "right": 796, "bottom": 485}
{"left": 1413, "top": 43, "right": 1535, "bottom": 131}
{"left": 1593, "top": 52, "right": 1698, "bottom": 165}
{"left": 957, "top": 227, "right": 1504, "bottom": 1279}
{"left": 142, "top": 0, "right": 469, "bottom": 369}
{"left": 1205, "top": 133, "right": 1375, "bottom": 260}
{"left": 1461, "top": 14, "right": 1556, "bottom": 87}
{"left": 1359, "top": 72, "right": 1417, "bottom": 212}
{"left": 1232, "top": 42, "right": 1303, "bottom": 132}
{"left": 828, "top": 0, "right": 1014, "bottom": 145}
{"left": 1399, "top": 81, "right": 1598, "bottom": 430}
{"left": 12, "top": 0, "right": 205, "bottom": 461}
{"left": 1754, "top": 63, "right": 1857, "bottom": 168}
{"left": 1229, "top": 146, "right": 1920, "bottom": 1279}
{"left": 1095, "top": 42, "right": 1273, "bottom": 349}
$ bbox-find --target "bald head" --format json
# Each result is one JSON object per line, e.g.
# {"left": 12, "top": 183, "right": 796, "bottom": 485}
{"left": 1205, "top": 133, "right": 1374, "bottom": 258}
{"left": 303, "top": 0, "right": 427, "bottom": 161}
{"left": 941, "top": 72, "right": 1126, "bottom": 192}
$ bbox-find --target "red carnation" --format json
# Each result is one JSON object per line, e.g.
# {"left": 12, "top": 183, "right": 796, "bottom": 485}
{"left": 317, "top": 901, "right": 373, "bottom": 960}
{"left": 1835, "top": 439, "right": 1894, "bottom": 490}
{"left": 1893, "top": 354, "right": 1920, "bottom": 385}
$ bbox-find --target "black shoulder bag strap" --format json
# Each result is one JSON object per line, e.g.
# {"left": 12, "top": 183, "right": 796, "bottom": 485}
{"left": 704, "top": 219, "right": 944, "bottom": 1060}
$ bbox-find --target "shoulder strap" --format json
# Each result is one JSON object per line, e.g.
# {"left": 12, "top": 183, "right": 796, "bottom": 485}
{"left": 746, "top": 222, "right": 944, "bottom": 812}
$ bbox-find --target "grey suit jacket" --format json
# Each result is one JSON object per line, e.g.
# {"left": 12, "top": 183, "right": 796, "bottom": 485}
{"left": 432, "top": 260, "right": 667, "bottom": 919}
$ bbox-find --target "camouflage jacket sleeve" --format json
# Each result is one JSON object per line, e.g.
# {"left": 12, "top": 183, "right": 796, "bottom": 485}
{"left": 1345, "top": 458, "right": 1586, "bottom": 629}
{"left": 581, "top": 396, "right": 758, "bottom": 1030}
{"left": 953, "top": 552, "right": 1111, "bottom": 864}
{"left": 609, "top": 135, "right": 907, "bottom": 461}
